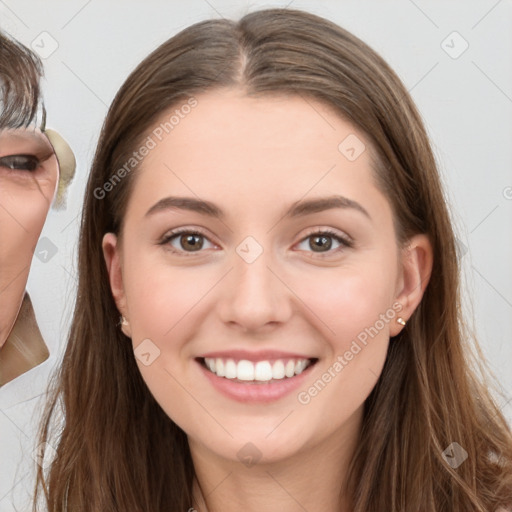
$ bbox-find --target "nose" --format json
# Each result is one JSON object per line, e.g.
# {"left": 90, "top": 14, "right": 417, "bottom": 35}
{"left": 216, "top": 244, "right": 293, "bottom": 333}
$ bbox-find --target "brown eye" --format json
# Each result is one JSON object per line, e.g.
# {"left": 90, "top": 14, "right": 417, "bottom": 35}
{"left": 178, "top": 233, "right": 204, "bottom": 252}
{"left": 0, "top": 154, "right": 40, "bottom": 171}
{"left": 295, "top": 229, "right": 354, "bottom": 256}
{"left": 160, "top": 229, "right": 216, "bottom": 256}
{"left": 309, "top": 234, "right": 333, "bottom": 252}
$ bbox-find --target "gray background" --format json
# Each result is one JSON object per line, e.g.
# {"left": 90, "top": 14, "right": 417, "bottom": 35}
{"left": 1, "top": 0, "right": 511, "bottom": 508}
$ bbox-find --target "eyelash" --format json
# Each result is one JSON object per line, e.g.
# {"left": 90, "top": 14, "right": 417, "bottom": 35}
{"left": 159, "top": 227, "right": 353, "bottom": 258}
{"left": 0, "top": 154, "right": 40, "bottom": 172}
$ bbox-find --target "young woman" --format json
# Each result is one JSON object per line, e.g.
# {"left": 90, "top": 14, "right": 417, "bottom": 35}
{"left": 34, "top": 8, "right": 512, "bottom": 511}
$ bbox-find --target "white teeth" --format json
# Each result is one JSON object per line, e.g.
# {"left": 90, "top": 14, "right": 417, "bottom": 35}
{"left": 295, "top": 360, "right": 307, "bottom": 375}
{"left": 203, "top": 357, "right": 313, "bottom": 382}
{"left": 285, "top": 360, "right": 295, "bottom": 378}
{"left": 272, "top": 360, "right": 285, "bottom": 379}
{"left": 237, "top": 360, "right": 255, "bottom": 381}
{"left": 255, "top": 361, "right": 273, "bottom": 381}
{"left": 225, "top": 359, "right": 237, "bottom": 379}
{"left": 206, "top": 358, "right": 216, "bottom": 373}
{"left": 216, "top": 358, "right": 225, "bottom": 377}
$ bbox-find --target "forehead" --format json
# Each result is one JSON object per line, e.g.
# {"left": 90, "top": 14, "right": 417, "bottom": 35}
{"left": 120, "top": 89, "right": 395, "bottom": 237}
{"left": 153, "top": 89, "right": 362, "bottom": 150}
{"left": 138, "top": 89, "right": 376, "bottom": 189}
{"left": 0, "top": 127, "right": 54, "bottom": 154}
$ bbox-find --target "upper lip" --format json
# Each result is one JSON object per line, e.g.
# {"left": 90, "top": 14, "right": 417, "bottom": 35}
{"left": 197, "top": 350, "right": 316, "bottom": 362}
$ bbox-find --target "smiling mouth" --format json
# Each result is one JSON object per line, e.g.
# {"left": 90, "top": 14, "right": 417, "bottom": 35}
{"left": 197, "top": 357, "right": 318, "bottom": 383}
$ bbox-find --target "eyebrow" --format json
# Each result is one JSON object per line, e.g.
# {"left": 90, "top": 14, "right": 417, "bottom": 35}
{"left": 145, "top": 194, "right": 371, "bottom": 221}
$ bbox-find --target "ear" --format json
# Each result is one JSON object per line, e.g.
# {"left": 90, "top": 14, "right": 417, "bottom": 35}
{"left": 44, "top": 129, "right": 76, "bottom": 211}
{"left": 102, "top": 232, "right": 131, "bottom": 337}
{"left": 389, "top": 233, "right": 433, "bottom": 337}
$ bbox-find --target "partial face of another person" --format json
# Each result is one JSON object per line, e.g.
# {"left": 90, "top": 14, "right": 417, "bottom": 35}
{"left": 0, "top": 128, "right": 59, "bottom": 347}
{"left": 104, "top": 88, "right": 430, "bottom": 466}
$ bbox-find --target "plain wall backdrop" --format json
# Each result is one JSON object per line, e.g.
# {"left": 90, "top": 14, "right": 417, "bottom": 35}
{"left": 1, "top": 0, "right": 511, "bottom": 509}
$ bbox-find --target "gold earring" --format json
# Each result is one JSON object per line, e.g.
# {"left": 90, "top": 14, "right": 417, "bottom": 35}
{"left": 397, "top": 317, "right": 406, "bottom": 326}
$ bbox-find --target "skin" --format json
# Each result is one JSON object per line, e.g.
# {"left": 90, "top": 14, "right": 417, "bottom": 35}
{"left": 0, "top": 128, "right": 58, "bottom": 348}
{"left": 103, "top": 88, "right": 433, "bottom": 511}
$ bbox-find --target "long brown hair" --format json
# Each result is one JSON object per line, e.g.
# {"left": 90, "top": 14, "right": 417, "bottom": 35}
{"left": 34, "top": 8, "right": 512, "bottom": 511}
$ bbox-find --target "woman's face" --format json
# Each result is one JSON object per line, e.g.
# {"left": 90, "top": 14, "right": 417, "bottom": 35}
{"left": 0, "top": 128, "right": 59, "bottom": 347}
{"left": 104, "top": 88, "right": 431, "bottom": 466}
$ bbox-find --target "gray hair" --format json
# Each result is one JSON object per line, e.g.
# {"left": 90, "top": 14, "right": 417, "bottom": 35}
{"left": 0, "top": 30, "right": 45, "bottom": 129}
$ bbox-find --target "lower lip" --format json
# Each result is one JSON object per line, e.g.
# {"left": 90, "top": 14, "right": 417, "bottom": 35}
{"left": 197, "top": 359, "right": 316, "bottom": 403}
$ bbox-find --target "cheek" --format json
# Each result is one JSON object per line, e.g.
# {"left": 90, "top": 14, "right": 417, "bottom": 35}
{"left": 123, "top": 256, "right": 206, "bottom": 429}
{"left": 293, "top": 260, "right": 397, "bottom": 347}
{"left": 0, "top": 188, "right": 51, "bottom": 267}
{"left": 0, "top": 186, "right": 51, "bottom": 345}
{"left": 288, "top": 262, "right": 397, "bottom": 427}
{"left": 124, "top": 257, "right": 211, "bottom": 339}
